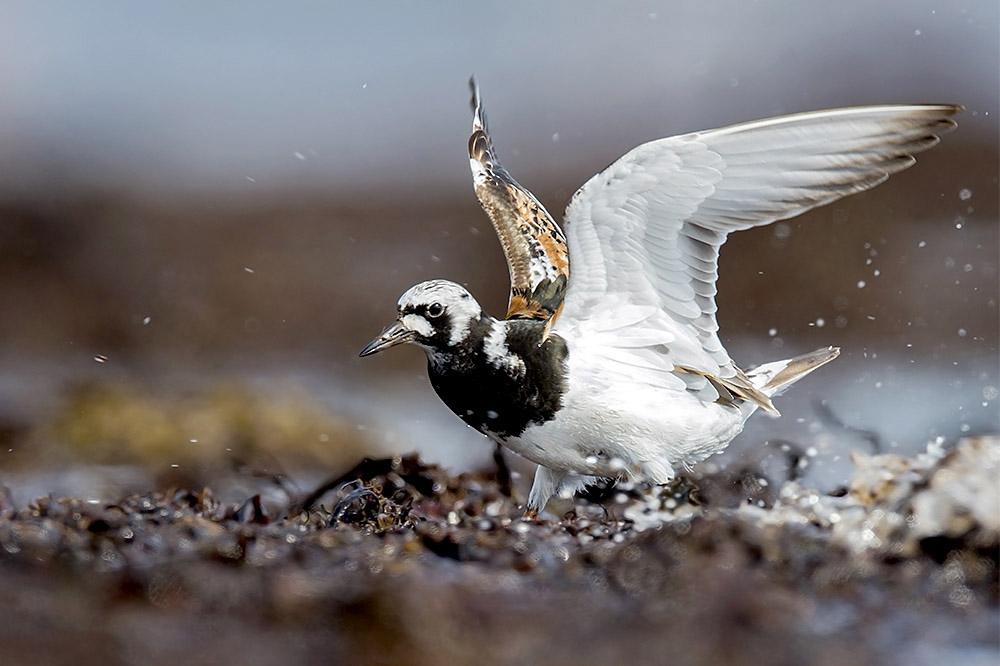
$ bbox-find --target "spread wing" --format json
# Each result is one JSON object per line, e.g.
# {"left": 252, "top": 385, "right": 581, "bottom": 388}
{"left": 468, "top": 78, "right": 569, "bottom": 321}
{"left": 554, "top": 104, "right": 960, "bottom": 411}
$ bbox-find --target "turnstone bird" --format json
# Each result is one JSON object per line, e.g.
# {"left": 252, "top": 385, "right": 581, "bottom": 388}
{"left": 361, "top": 79, "right": 959, "bottom": 515}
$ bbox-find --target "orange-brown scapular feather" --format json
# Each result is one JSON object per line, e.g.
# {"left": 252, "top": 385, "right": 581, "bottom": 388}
{"left": 468, "top": 77, "right": 570, "bottom": 326}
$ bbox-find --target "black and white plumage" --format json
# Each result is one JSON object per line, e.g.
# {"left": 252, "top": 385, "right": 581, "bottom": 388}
{"left": 361, "top": 79, "right": 960, "bottom": 515}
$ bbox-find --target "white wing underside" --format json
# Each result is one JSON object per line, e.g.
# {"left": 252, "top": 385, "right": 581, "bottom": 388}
{"left": 553, "top": 105, "right": 959, "bottom": 396}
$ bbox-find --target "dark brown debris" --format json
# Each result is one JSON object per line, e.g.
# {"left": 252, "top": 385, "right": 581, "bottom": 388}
{"left": 0, "top": 449, "right": 996, "bottom": 666}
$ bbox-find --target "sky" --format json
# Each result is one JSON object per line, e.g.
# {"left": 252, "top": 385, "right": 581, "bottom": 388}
{"left": 0, "top": 1, "right": 996, "bottom": 200}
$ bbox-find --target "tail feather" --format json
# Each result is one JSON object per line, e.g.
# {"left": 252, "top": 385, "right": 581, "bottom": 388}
{"left": 749, "top": 346, "right": 841, "bottom": 398}
{"left": 738, "top": 346, "right": 840, "bottom": 420}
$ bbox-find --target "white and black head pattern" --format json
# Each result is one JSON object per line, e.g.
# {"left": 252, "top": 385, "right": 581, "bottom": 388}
{"left": 396, "top": 279, "right": 486, "bottom": 351}
{"left": 359, "top": 279, "right": 489, "bottom": 361}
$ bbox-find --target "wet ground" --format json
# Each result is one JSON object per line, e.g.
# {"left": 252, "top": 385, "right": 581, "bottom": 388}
{"left": 1, "top": 435, "right": 996, "bottom": 666}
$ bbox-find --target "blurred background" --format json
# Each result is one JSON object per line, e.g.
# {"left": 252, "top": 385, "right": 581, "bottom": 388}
{"left": 0, "top": 1, "right": 997, "bottom": 498}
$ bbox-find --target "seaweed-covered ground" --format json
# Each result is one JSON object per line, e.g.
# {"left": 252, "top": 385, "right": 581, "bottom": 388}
{"left": 1, "top": 436, "right": 997, "bottom": 666}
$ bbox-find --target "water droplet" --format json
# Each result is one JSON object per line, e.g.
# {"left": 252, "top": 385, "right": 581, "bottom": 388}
{"left": 244, "top": 267, "right": 255, "bottom": 274}
{"left": 551, "top": 133, "right": 560, "bottom": 143}
{"left": 294, "top": 151, "right": 306, "bottom": 161}
{"left": 768, "top": 328, "right": 778, "bottom": 337}
{"left": 857, "top": 280, "right": 866, "bottom": 289}
{"left": 93, "top": 354, "right": 108, "bottom": 363}
{"left": 486, "top": 410, "right": 499, "bottom": 419}
{"left": 958, "top": 329, "right": 967, "bottom": 337}
{"left": 142, "top": 316, "right": 152, "bottom": 325}
{"left": 914, "top": 28, "right": 922, "bottom": 36}
{"left": 958, "top": 188, "right": 972, "bottom": 201}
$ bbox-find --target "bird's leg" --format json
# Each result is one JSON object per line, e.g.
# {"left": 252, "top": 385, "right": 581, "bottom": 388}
{"left": 492, "top": 442, "right": 512, "bottom": 497}
{"left": 526, "top": 464, "right": 564, "bottom": 517}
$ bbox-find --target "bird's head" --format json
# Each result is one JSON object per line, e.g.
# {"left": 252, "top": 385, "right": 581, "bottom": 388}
{"left": 360, "top": 279, "right": 488, "bottom": 358}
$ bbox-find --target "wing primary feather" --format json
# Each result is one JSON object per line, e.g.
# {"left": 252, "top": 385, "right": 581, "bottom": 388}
{"left": 469, "top": 76, "right": 486, "bottom": 133}
{"left": 556, "top": 103, "right": 958, "bottom": 407}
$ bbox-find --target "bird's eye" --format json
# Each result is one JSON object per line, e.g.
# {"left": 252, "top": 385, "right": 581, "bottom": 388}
{"left": 427, "top": 303, "right": 444, "bottom": 318}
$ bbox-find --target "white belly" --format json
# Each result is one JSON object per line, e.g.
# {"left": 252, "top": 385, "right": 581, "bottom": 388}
{"left": 500, "top": 338, "right": 746, "bottom": 482}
